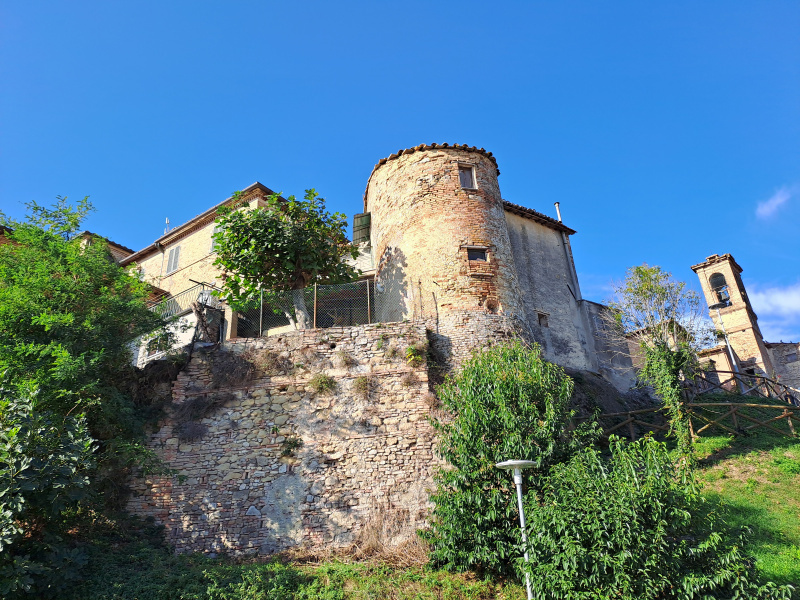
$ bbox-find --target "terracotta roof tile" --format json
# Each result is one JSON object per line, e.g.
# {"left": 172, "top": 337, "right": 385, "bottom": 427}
{"left": 503, "top": 201, "right": 577, "bottom": 235}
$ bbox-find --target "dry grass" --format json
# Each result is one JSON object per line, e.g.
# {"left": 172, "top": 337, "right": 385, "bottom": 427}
{"left": 348, "top": 505, "right": 429, "bottom": 568}
{"left": 353, "top": 375, "right": 373, "bottom": 400}
{"left": 172, "top": 392, "right": 233, "bottom": 423}
{"left": 333, "top": 349, "right": 358, "bottom": 368}
{"left": 241, "top": 347, "right": 292, "bottom": 377}
{"left": 209, "top": 351, "right": 256, "bottom": 388}
{"left": 400, "top": 372, "right": 417, "bottom": 388}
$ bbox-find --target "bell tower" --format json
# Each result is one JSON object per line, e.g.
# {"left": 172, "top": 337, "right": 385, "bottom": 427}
{"left": 691, "top": 253, "right": 775, "bottom": 377}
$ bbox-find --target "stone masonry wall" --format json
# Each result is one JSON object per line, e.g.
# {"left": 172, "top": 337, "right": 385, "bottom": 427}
{"left": 365, "top": 145, "right": 524, "bottom": 322}
{"left": 128, "top": 322, "right": 437, "bottom": 555}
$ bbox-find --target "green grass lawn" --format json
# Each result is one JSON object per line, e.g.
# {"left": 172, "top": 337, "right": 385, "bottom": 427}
{"left": 694, "top": 429, "right": 800, "bottom": 589}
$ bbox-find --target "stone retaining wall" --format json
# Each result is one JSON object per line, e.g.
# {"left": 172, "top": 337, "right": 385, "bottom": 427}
{"left": 128, "top": 322, "right": 437, "bottom": 555}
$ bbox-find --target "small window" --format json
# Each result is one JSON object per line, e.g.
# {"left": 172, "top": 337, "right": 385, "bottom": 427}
{"left": 538, "top": 312, "right": 549, "bottom": 328}
{"left": 166, "top": 245, "right": 181, "bottom": 274}
{"left": 785, "top": 352, "right": 798, "bottom": 364}
{"left": 210, "top": 224, "right": 223, "bottom": 253}
{"left": 467, "top": 248, "right": 487, "bottom": 261}
{"left": 458, "top": 165, "right": 476, "bottom": 189}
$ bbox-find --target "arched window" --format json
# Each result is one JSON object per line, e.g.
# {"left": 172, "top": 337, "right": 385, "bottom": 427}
{"left": 709, "top": 273, "right": 730, "bottom": 305}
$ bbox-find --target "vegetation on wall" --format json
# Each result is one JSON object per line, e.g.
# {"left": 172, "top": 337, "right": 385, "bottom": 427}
{"left": 211, "top": 189, "right": 360, "bottom": 329}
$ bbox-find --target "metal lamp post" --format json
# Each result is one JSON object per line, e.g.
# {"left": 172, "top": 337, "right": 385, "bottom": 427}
{"left": 496, "top": 459, "right": 537, "bottom": 600}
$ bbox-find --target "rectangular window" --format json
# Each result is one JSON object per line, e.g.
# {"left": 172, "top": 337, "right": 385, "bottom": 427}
{"left": 538, "top": 312, "right": 549, "bottom": 328}
{"left": 166, "top": 245, "right": 181, "bottom": 274}
{"left": 458, "top": 165, "right": 476, "bottom": 189}
{"left": 467, "top": 248, "right": 487, "bottom": 261}
{"left": 786, "top": 352, "right": 798, "bottom": 363}
{"left": 210, "top": 224, "right": 222, "bottom": 253}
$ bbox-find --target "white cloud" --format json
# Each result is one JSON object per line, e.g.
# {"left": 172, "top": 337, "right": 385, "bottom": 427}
{"left": 756, "top": 185, "right": 795, "bottom": 219}
{"left": 750, "top": 282, "right": 800, "bottom": 342}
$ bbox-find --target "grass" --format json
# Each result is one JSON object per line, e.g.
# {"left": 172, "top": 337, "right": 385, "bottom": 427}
{"left": 694, "top": 429, "right": 800, "bottom": 589}
{"left": 308, "top": 373, "right": 337, "bottom": 395}
{"left": 62, "top": 518, "right": 526, "bottom": 600}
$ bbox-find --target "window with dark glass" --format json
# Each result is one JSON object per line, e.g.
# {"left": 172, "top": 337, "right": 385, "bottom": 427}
{"left": 467, "top": 248, "right": 487, "bottom": 261}
{"left": 458, "top": 165, "right": 476, "bottom": 189}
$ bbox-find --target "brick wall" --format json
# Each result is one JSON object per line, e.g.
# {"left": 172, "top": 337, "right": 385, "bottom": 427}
{"left": 692, "top": 254, "right": 775, "bottom": 376}
{"left": 366, "top": 146, "right": 524, "bottom": 322}
{"left": 128, "top": 322, "right": 437, "bottom": 555}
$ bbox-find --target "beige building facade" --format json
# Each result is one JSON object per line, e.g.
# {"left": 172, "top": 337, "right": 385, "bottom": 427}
{"left": 692, "top": 253, "right": 799, "bottom": 391}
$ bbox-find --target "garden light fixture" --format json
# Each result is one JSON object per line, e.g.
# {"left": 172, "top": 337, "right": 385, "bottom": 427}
{"left": 496, "top": 459, "right": 536, "bottom": 600}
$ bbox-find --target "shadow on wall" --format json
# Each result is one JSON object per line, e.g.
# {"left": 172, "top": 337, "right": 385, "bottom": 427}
{"left": 375, "top": 246, "right": 410, "bottom": 323}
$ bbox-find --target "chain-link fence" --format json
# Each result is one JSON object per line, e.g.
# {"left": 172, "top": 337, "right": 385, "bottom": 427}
{"left": 233, "top": 278, "right": 440, "bottom": 337}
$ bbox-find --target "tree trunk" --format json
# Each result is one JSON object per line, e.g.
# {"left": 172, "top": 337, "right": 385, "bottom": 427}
{"left": 291, "top": 288, "right": 312, "bottom": 329}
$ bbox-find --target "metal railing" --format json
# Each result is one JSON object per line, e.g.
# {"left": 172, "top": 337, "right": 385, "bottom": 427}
{"left": 148, "top": 283, "right": 211, "bottom": 320}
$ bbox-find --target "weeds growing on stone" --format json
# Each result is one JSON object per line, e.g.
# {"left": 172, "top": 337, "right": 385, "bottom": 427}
{"left": 353, "top": 375, "right": 372, "bottom": 400}
{"left": 400, "top": 372, "right": 417, "bottom": 388}
{"left": 405, "top": 341, "right": 427, "bottom": 367}
{"left": 308, "top": 373, "right": 336, "bottom": 395}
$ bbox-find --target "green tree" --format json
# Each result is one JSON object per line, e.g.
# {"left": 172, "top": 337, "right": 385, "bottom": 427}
{"left": 0, "top": 198, "right": 169, "bottom": 596}
{"left": 522, "top": 437, "right": 793, "bottom": 599}
{"left": 424, "top": 340, "right": 596, "bottom": 576}
{"left": 0, "top": 199, "right": 164, "bottom": 428}
{"left": 212, "top": 189, "right": 360, "bottom": 329}
{"left": 605, "top": 264, "right": 714, "bottom": 455}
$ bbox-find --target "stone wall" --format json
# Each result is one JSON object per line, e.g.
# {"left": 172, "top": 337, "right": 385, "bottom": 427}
{"left": 365, "top": 145, "right": 524, "bottom": 322}
{"left": 768, "top": 342, "right": 800, "bottom": 390}
{"left": 128, "top": 322, "right": 437, "bottom": 555}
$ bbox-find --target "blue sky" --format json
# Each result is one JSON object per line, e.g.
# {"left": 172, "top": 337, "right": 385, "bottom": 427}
{"left": 1, "top": 1, "right": 798, "bottom": 340}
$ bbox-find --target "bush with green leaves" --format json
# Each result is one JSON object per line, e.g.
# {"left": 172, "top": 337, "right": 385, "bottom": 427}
{"left": 522, "top": 436, "right": 794, "bottom": 599}
{"left": 0, "top": 387, "right": 95, "bottom": 598}
{"left": 424, "top": 339, "right": 597, "bottom": 576}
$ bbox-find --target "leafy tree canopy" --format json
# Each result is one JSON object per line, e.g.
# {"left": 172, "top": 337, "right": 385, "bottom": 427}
{"left": 0, "top": 198, "right": 163, "bottom": 425}
{"left": 424, "top": 339, "right": 597, "bottom": 576}
{"left": 212, "top": 189, "right": 360, "bottom": 328}
{"left": 605, "top": 264, "right": 715, "bottom": 454}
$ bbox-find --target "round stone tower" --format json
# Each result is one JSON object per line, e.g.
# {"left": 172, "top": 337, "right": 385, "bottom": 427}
{"left": 364, "top": 144, "right": 523, "bottom": 324}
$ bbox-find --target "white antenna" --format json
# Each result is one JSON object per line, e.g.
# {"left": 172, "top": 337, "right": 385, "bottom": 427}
{"left": 164, "top": 217, "right": 170, "bottom": 234}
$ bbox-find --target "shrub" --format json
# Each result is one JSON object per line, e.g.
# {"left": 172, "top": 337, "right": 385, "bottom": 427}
{"left": 280, "top": 436, "right": 304, "bottom": 457}
{"left": 308, "top": 373, "right": 336, "bottom": 395}
{"left": 0, "top": 388, "right": 95, "bottom": 598}
{"left": 523, "top": 437, "right": 794, "bottom": 599}
{"left": 405, "top": 342, "right": 427, "bottom": 367}
{"left": 385, "top": 344, "right": 400, "bottom": 359}
{"left": 424, "top": 340, "right": 596, "bottom": 576}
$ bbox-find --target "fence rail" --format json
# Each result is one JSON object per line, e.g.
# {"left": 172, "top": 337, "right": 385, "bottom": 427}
{"left": 684, "top": 370, "right": 799, "bottom": 406}
{"left": 148, "top": 283, "right": 212, "bottom": 320}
